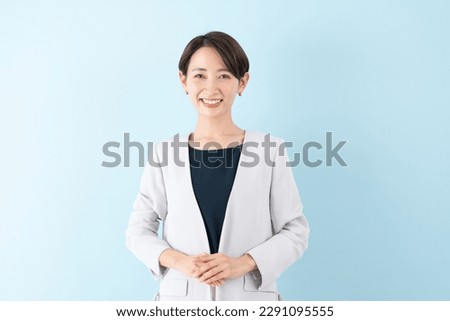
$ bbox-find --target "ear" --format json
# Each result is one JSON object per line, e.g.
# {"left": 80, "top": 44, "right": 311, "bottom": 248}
{"left": 238, "top": 72, "right": 250, "bottom": 94}
{"left": 179, "top": 70, "right": 188, "bottom": 92}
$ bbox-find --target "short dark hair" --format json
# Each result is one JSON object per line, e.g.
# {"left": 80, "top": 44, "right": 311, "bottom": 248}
{"left": 178, "top": 31, "right": 249, "bottom": 79}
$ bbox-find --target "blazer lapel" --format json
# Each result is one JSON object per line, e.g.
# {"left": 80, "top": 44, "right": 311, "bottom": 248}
{"left": 217, "top": 130, "right": 253, "bottom": 254}
{"left": 178, "top": 133, "right": 211, "bottom": 254}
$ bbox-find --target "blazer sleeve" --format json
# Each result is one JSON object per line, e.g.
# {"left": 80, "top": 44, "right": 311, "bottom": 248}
{"left": 125, "top": 142, "right": 171, "bottom": 280}
{"left": 246, "top": 138, "right": 310, "bottom": 290}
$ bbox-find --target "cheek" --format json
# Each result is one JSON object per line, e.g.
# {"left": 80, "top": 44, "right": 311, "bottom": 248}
{"left": 189, "top": 93, "right": 201, "bottom": 105}
{"left": 229, "top": 80, "right": 240, "bottom": 91}
{"left": 187, "top": 81, "right": 202, "bottom": 92}
{"left": 220, "top": 81, "right": 237, "bottom": 92}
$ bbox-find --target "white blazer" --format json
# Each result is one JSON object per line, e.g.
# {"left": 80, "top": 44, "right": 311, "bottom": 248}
{"left": 125, "top": 130, "right": 309, "bottom": 301}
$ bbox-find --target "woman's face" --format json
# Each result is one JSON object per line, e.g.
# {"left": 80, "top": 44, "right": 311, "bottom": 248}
{"left": 179, "top": 46, "right": 249, "bottom": 119}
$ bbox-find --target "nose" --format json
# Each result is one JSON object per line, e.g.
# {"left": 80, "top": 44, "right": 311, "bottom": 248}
{"left": 204, "top": 78, "right": 219, "bottom": 94}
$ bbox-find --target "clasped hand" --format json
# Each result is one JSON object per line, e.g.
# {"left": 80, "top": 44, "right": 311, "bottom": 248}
{"left": 176, "top": 252, "right": 255, "bottom": 287}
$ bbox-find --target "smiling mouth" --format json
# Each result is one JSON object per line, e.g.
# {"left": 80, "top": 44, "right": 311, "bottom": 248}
{"left": 201, "top": 98, "right": 223, "bottom": 107}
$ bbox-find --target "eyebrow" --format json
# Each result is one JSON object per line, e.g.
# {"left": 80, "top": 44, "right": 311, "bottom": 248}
{"left": 191, "top": 68, "right": 230, "bottom": 73}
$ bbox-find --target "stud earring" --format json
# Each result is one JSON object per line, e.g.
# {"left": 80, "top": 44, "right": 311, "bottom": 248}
{"left": 238, "top": 92, "right": 242, "bottom": 96}
{"left": 186, "top": 91, "right": 189, "bottom": 95}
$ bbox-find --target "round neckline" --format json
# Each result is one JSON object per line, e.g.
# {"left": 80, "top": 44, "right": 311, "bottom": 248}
{"left": 187, "top": 130, "right": 246, "bottom": 151}
{"left": 188, "top": 143, "right": 243, "bottom": 152}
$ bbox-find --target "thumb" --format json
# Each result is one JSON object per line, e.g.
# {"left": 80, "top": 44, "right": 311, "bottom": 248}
{"left": 193, "top": 252, "right": 209, "bottom": 257}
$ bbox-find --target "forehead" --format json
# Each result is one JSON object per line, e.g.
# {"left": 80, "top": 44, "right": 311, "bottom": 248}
{"left": 188, "top": 46, "right": 227, "bottom": 71}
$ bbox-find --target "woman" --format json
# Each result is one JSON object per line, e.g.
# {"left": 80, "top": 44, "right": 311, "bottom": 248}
{"left": 125, "top": 31, "right": 309, "bottom": 301}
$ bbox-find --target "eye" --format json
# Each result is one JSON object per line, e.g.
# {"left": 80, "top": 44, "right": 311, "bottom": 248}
{"left": 219, "top": 74, "right": 231, "bottom": 79}
{"left": 194, "top": 74, "right": 205, "bottom": 79}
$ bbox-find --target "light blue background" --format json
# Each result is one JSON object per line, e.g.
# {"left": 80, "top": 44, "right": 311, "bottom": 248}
{"left": 1, "top": 0, "right": 449, "bottom": 300}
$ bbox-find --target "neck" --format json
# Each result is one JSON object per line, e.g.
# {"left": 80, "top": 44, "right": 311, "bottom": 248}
{"left": 192, "top": 115, "right": 243, "bottom": 139}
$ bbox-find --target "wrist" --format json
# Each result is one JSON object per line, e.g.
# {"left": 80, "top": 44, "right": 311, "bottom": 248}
{"left": 172, "top": 251, "right": 187, "bottom": 270}
{"left": 240, "top": 253, "right": 257, "bottom": 273}
{"left": 160, "top": 248, "right": 185, "bottom": 269}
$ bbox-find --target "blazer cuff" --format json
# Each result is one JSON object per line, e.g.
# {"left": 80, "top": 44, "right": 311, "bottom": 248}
{"left": 149, "top": 245, "right": 172, "bottom": 280}
{"left": 245, "top": 249, "right": 275, "bottom": 290}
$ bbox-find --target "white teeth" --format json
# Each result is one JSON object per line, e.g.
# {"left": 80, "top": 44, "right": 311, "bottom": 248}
{"left": 202, "top": 99, "right": 221, "bottom": 104}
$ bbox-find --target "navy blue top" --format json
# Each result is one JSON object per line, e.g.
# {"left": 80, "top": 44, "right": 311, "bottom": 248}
{"left": 188, "top": 143, "right": 242, "bottom": 254}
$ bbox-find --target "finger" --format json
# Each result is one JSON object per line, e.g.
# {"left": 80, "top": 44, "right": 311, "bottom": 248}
{"left": 207, "top": 278, "right": 226, "bottom": 287}
{"left": 206, "top": 278, "right": 222, "bottom": 287}
{"left": 201, "top": 259, "right": 231, "bottom": 281}
{"left": 198, "top": 256, "right": 227, "bottom": 274}
{"left": 190, "top": 269, "right": 202, "bottom": 278}
{"left": 194, "top": 256, "right": 217, "bottom": 266}
{"left": 198, "top": 265, "right": 223, "bottom": 282}
{"left": 188, "top": 265, "right": 203, "bottom": 278}
{"left": 195, "top": 255, "right": 217, "bottom": 263}
{"left": 197, "top": 260, "right": 220, "bottom": 276}
{"left": 203, "top": 272, "right": 226, "bottom": 284}
{"left": 193, "top": 252, "right": 209, "bottom": 258}
{"left": 201, "top": 264, "right": 229, "bottom": 282}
